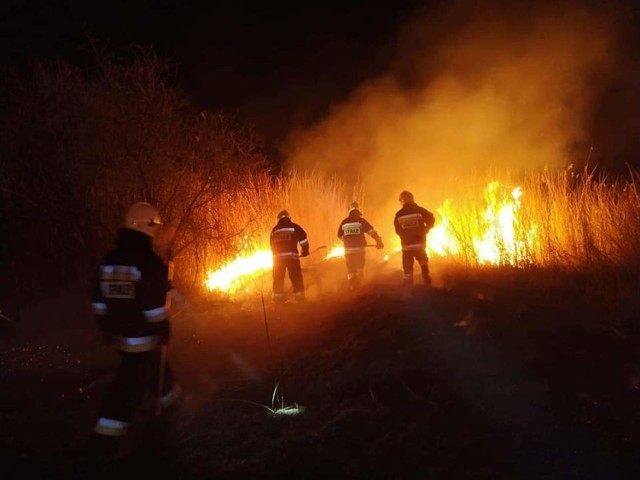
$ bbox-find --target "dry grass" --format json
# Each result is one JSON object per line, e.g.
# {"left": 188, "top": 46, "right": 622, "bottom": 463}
{"left": 174, "top": 169, "right": 362, "bottom": 291}
{"left": 425, "top": 165, "right": 640, "bottom": 272}
{"left": 419, "top": 165, "right": 640, "bottom": 301}
{"left": 179, "top": 164, "right": 640, "bottom": 299}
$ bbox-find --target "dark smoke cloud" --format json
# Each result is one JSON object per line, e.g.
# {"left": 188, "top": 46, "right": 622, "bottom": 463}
{"left": 282, "top": 0, "right": 635, "bottom": 223}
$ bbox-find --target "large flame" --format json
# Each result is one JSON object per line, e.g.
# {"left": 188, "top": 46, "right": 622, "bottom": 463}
{"left": 204, "top": 181, "right": 537, "bottom": 293}
{"left": 473, "top": 183, "right": 537, "bottom": 265}
{"left": 204, "top": 249, "right": 272, "bottom": 294}
{"left": 324, "top": 245, "right": 345, "bottom": 259}
{"left": 427, "top": 181, "right": 537, "bottom": 265}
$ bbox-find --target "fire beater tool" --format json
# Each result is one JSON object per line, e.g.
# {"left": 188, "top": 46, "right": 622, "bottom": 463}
{"left": 299, "top": 245, "right": 327, "bottom": 257}
{"left": 155, "top": 260, "right": 174, "bottom": 417}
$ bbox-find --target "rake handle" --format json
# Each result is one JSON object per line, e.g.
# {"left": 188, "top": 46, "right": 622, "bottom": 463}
{"left": 155, "top": 344, "right": 168, "bottom": 416}
{"left": 299, "top": 245, "right": 327, "bottom": 257}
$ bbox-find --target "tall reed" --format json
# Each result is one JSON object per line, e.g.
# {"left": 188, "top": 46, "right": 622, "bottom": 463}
{"left": 176, "top": 169, "right": 362, "bottom": 290}
{"left": 426, "top": 165, "right": 640, "bottom": 275}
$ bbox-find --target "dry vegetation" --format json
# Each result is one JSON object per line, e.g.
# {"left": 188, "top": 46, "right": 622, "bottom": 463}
{"left": 0, "top": 46, "right": 365, "bottom": 303}
{"left": 404, "top": 166, "right": 640, "bottom": 302}
{"left": 1, "top": 45, "right": 640, "bottom": 480}
{"left": 2, "top": 45, "right": 639, "bottom": 306}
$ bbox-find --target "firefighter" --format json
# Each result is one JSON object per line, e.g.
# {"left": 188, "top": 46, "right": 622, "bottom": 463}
{"left": 87, "top": 201, "right": 180, "bottom": 459}
{"left": 394, "top": 191, "right": 436, "bottom": 286}
{"left": 337, "top": 201, "right": 384, "bottom": 289}
{"left": 270, "top": 210, "right": 309, "bottom": 302}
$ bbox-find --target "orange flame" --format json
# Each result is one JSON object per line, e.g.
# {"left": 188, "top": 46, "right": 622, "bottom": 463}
{"left": 204, "top": 181, "right": 537, "bottom": 293}
{"left": 324, "top": 245, "right": 345, "bottom": 259}
{"left": 204, "top": 249, "right": 272, "bottom": 294}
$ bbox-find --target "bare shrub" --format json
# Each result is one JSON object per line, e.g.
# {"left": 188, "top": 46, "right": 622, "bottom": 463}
{"left": 0, "top": 46, "right": 268, "bottom": 298}
{"left": 0, "top": 45, "right": 361, "bottom": 300}
{"left": 0, "top": 59, "right": 97, "bottom": 298}
{"left": 193, "top": 169, "right": 362, "bottom": 295}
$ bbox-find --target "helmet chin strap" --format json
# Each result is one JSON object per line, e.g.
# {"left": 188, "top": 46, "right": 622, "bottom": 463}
{"left": 130, "top": 222, "right": 157, "bottom": 238}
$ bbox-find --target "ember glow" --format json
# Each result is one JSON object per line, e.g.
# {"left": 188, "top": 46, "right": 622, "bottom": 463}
{"left": 426, "top": 181, "right": 537, "bottom": 265}
{"left": 204, "top": 245, "right": 348, "bottom": 294}
{"left": 204, "top": 249, "right": 272, "bottom": 293}
{"left": 473, "top": 183, "right": 537, "bottom": 265}
{"left": 204, "top": 181, "right": 537, "bottom": 293}
{"left": 427, "top": 203, "right": 461, "bottom": 258}
{"left": 324, "top": 245, "right": 345, "bottom": 259}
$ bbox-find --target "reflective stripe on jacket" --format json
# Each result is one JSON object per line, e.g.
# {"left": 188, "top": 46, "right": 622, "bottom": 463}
{"left": 91, "top": 228, "right": 171, "bottom": 341}
{"left": 270, "top": 218, "right": 308, "bottom": 256}
{"left": 337, "top": 210, "right": 379, "bottom": 252}
{"left": 394, "top": 203, "right": 435, "bottom": 248}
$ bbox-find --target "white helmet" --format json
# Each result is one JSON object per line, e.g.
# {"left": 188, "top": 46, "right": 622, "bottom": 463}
{"left": 125, "top": 202, "right": 162, "bottom": 237}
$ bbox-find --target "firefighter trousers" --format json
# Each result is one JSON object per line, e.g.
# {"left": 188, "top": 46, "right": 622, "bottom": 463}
{"left": 272, "top": 257, "right": 305, "bottom": 300}
{"left": 344, "top": 252, "right": 365, "bottom": 286}
{"left": 94, "top": 348, "right": 177, "bottom": 438}
{"left": 401, "top": 249, "right": 430, "bottom": 284}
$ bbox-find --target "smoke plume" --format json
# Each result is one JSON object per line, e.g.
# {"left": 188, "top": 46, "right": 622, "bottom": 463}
{"left": 282, "top": 0, "right": 628, "bottom": 224}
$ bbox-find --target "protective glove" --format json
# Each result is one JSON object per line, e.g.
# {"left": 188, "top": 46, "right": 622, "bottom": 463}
{"left": 376, "top": 240, "right": 384, "bottom": 250}
{"left": 300, "top": 250, "right": 310, "bottom": 257}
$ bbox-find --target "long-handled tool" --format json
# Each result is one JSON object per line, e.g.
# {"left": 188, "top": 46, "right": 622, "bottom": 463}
{"left": 298, "top": 245, "right": 327, "bottom": 257}
{"left": 309, "top": 245, "right": 327, "bottom": 255}
{"left": 0, "top": 309, "right": 13, "bottom": 322}
{"left": 155, "top": 260, "right": 174, "bottom": 417}
{"left": 260, "top": 292, "right": 271, "bottom": 346}
{"left": 155, "top": 344, "right": 168, "bottom": 417}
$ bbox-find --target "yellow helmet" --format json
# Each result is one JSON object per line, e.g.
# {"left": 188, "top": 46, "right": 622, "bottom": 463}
{"left": 125, "top": 202, "right": 162, "bottom": 237}
{"left": 399, "top": 191, "right": 414, "bottom": 204}
{"left": 277, "top": 210, "right": 290, "bottom": 220}
{"left": 348, "top": 201, "right": 360, "bottom": 212}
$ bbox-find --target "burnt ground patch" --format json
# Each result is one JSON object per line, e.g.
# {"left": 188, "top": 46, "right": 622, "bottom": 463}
{"left": 1, "top": 273, "right": 640, "bottom": 479}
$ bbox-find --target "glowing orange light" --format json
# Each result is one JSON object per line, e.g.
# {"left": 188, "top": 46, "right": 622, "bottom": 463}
{"left": 204, "top": 249, "right": 272, "bottom": 293}
{"left": 204, "top": 181, "right": 538, "bottom": 295}
{"left": 324, "top": 245, "right": 344, "bottom": 259}
{"left": 473, "top": 183, "right": 536, "bottom": 265}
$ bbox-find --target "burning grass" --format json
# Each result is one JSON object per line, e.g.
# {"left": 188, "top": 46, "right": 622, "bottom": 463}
{"left": 198, "top": 170, "right": 362, "bottom": 295}
{"left": 201, "top": 165, "right": 640, "bottom": 297}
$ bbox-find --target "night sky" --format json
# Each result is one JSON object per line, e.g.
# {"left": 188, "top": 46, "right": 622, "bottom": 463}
{"left": 1, "top": 0, "right": 424, "bottom": 150}
{"left": 2, "top": 0, "right": 640, "bottom": 168}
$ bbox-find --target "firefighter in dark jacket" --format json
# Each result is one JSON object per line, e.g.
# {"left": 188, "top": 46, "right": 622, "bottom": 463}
{"left": 337, "top": 202, "right": 384, "bottom": 289}
{"left": 88, "top": 201, "right": 180, "bottom": 457}
{"left": 270, "top": 210, "right": 309, "bottom": 302}
{"left": 394, "top": 191, "right": 436, "bottom": 285}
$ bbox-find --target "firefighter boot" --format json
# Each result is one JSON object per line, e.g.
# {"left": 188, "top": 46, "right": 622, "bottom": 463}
{"left": 272, "top": 292, "right": 286, "bottom": 304}
{"left": 84, "top": 433, "right": 123, "bottom": 463}
{"left": 347, "top": 272, "right": 360, "bottom": 291}
{"left": 420, "top": 261, "right": 431, "bottom": 285}
{"left": 421, "top": 268, "right": 431, "bottom": 285}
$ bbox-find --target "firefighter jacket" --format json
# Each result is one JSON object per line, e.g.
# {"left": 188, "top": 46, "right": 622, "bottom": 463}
{"left": 91, "top": 228, "right": 171, "bottom": 353}
{"left": 337, "top": 210, "right": 380, "bottom": 254}
{"left": 270, "top": 217, "right": 309, "bottom": 258}
{"left": 394, "top": 202, "right": 435, "bottom": 251}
